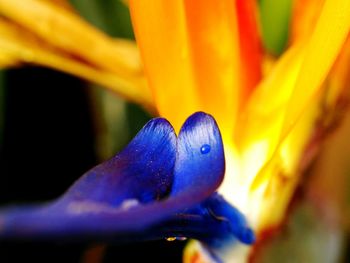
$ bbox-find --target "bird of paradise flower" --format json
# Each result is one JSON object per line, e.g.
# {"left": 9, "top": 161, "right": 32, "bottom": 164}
{"left": 0, "top": 0, "right": 350, "bottom": 262}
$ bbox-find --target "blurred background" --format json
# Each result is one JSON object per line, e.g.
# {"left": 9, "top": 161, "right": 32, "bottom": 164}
{"left": 0, "top": 1, "right": 350, "bottom": 262}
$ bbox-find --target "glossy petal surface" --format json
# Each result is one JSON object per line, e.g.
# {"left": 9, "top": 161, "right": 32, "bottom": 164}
{"left": 172, "top": 112, "right": 225, "bottom": 197}
{"left": 0, "top": 112, "right": 229, "bottom": 242}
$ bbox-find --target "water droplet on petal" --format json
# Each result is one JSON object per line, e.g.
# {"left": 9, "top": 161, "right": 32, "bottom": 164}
{"left": 200, "top": 144, "right": 211, "bottom": 154}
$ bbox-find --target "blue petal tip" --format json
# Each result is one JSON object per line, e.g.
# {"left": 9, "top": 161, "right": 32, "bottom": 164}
{"left": 171, "top": 112, "right": 225, "bottom": 197}
{"left": 239, "top": 227, "right": 256, "bottom": 245}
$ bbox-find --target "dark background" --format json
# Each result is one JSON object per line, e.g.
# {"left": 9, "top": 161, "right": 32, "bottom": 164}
{"left": 0, "top": 67, "right": 185, "bottom": 263}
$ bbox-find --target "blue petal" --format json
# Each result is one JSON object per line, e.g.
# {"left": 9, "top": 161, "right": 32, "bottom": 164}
{"left": 203, "top": 194, "right": 255, "bottom": 245}
{"left": 172, "top": 112, "right": 225, "bottom": 198}
{"left": 0, "top": 112, "right": 231, "bottom": 243}
{"left": 145, "top": 193, "right": 255, "bottom": 246}
{"left": 0, "top": 117, "right": 177, "bottom": 238}
{"left": 61, "top": 117, "right": 177, "bottom": 205}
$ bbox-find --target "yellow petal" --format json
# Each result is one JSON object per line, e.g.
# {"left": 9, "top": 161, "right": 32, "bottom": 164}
{"left": 251, "top": 0, "right": 350, "bottom": 190}
{"left": 0, "top": 18, "right": 154, "bottom": 109}
{"left": 282, "top": 0, "right": 350, "bottom": 139}
{"left": 324, "top": 35, "right": 350, "bottom": 108}
{"left": 0, "top": 51, "right": 19, "bottom": 68}
{"left": 130, "top": 0, "right": 240, "bottom": 136}
{"left": 0, "top": 0, "right": 140, "bottom": 76}
{"left": 183, "top": 240, "right": 216, "bottom": 263}
{"left": 230, "top": 43, "right": 307, "bottom": 229}
{"left": 237, "top": 43, "right": 305, "bottom": 181}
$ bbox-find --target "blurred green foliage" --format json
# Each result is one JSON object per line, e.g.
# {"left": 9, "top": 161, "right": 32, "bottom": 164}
{"left": 259, "top": 0, "right": 292, "bottom": 56}
{"left": 69, "top": 0, "right": 134, "bottom": 39}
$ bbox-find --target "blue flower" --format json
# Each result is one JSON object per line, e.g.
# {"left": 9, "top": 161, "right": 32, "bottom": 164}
{"left": 0, "top": 112, "right": 254, "bottom": 249}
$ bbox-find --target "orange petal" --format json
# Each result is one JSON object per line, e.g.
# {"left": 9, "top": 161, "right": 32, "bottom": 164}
{"left": 130, "top": 0, "right": 199, "bottom": 131}
{"left": 130, "top": 0, "right": 241, "bottom": 137}
{"left": 290, "top": 0, "right": 325, "bottom": 43}
{"left": 183, "top": 0, "right": 240, "bottom": 137}
{"left": 236, "top": 0, "right": 262, "bottom": 102}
